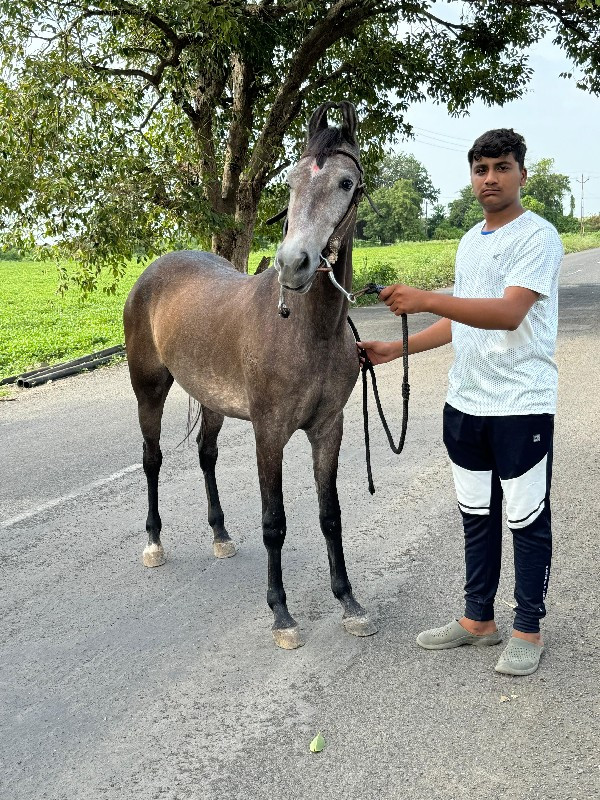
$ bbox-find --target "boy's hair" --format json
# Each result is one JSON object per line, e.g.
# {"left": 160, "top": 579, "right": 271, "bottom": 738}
{"left": 468, "top": 129, "right": 527, "bottom": 170}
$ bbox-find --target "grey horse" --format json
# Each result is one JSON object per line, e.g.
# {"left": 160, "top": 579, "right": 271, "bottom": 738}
{"left": 124, "top": 100, "right": 377, "bottom": 649}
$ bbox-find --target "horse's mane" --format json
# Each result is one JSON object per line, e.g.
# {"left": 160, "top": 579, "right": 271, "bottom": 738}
{"left": 304, "top": 127, "right": 358, "bottom": 169}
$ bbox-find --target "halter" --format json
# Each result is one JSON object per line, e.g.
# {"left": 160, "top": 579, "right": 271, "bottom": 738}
{"left": 267, "top": 149, "right": 380, "bottom": 315}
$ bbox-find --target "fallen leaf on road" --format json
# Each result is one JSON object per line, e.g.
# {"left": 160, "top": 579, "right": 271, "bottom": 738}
{"left": 499, "top": 695, "right": 511, "bottom": 703}
{"left": 310, "top": 732, "right": 326, "bottom": 753}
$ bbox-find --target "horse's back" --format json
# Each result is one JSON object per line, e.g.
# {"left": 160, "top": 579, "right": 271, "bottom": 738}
{"left": 126, "top": 250, "right": 245, "bottom": 306}
{"left": 123, "top": 250, "right": 275, "bottom": 417}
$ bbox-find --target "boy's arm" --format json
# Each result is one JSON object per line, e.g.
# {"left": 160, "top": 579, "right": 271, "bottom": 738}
{"left": 381, "top": 284, "right": 539, "bottom": 331}
{"left": 358, "top": 318, "right": 451, "bottom": 365}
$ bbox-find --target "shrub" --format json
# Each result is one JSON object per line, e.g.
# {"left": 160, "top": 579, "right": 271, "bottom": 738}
{"left": 352, "top": 259, "right": 398, "bottom": 305}
{"left": 433, "top": 225, "right": 463, "bottom": 240}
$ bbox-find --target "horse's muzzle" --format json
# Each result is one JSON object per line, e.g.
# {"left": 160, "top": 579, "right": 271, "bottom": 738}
{"left": 275, "top": 255, "right": 318, "bottom": 293}
{"left": 279, "top": 274, "right": 315, "bottom": 294}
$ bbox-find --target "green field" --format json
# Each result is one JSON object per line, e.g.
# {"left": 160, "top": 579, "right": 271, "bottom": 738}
{"left": 1, "top": 232, "right": 599, "bottom": 380}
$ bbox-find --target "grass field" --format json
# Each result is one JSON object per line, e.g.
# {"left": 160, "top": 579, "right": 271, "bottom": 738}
{"left": 2, "top": 232, "right": 599, "bottom": 380}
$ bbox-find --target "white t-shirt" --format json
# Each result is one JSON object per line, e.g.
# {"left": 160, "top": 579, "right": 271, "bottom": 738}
{"left": 446, "top": 210, "right": 563, "bottom": 416}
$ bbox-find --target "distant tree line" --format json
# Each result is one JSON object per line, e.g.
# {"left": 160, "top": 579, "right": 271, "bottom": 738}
{"left": 354, "top": 153, "right": 583, "bottom": 244}
{"left": 1, "top": 151, "right": 595, "bottom": 261}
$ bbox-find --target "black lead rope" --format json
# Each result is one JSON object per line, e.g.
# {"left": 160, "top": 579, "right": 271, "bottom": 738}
{"left": 347, "top": 292, "right": 410, "bottom": 495}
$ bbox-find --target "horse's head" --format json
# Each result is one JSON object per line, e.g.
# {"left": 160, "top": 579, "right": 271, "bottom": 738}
{"left": 275, "top": 101, "right": 363, "bottom": 294}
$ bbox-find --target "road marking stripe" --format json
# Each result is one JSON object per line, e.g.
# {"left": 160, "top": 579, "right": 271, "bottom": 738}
{"left": 1, "top": 464, "right": 143, "bottom": 529}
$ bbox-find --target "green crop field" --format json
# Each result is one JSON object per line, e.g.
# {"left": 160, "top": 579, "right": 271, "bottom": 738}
{"left": 1, "top": 232, "right": 599, "bottom": 381}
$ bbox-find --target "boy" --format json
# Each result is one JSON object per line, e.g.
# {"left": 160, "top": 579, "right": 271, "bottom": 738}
{"left": 358, "top": 129, "right": 563, "bottom": 676}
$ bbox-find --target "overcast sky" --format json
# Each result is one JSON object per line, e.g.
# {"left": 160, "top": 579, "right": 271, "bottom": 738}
{"left": 393, "top": 24, "right": 600, "bottom": 217}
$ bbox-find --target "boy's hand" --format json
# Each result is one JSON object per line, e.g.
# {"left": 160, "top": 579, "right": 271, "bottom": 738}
{"left": 380, "top": 284, "right": 429, "bottom": 316}
{"left": 356, "top": 340, "right": 402, "bottom": 366}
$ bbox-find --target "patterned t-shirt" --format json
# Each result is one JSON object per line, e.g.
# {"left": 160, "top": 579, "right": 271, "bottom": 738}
{"left": 446, "top": 210, "right": 563, "bottom": 416}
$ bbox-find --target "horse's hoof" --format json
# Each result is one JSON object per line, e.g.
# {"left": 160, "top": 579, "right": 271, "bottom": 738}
{"left": 213, "top": 540, "right": 236, "bottom": 559}
{"left": 272, "top": 626, "right": 304, "bottom": 650}
{"left": 343, "top": 614, "right": 378, "bottom": 637}
{"left": 142, "top": 542, "right": 166, "bottom": 568}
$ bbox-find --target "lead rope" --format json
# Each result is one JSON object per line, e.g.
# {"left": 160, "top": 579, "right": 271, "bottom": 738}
{"left": 346, "top": 311, "right": 410, "bottom": 495}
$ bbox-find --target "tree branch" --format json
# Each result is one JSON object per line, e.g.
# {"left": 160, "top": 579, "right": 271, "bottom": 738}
{"left": 247, "top": 0, "right": 401, "bottom": 186}
{"left": 300, "top": 60, "right": 354, "bottom": 97}
{"left": 265, "top": 160, "right": 291, "bottom": 183}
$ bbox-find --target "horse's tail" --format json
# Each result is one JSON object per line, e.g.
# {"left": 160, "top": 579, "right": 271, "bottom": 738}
{"left": 176, "top": 396, "right": 203, "bottom": 448}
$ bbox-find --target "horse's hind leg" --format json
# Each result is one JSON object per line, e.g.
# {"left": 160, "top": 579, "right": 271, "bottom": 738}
{"left": 135, "top": 368, "right": 173, "bottom": 567}
{"left": 197, "top": 406, "right": 236, "bottom": 559}
{"left": 307, "top": 414, "right": 378, "bottom": 637}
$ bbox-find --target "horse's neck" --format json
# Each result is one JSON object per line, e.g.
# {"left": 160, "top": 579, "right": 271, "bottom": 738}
{"left": 303, "top": 237, "right": 353, "bottom": 340}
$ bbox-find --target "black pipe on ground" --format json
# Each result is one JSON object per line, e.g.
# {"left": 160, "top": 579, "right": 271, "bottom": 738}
{"left": 1, "top": 345, "right": 126, "bottom": 388}
{"left": 20, "top": 353, "right": 125, "bottom": 388}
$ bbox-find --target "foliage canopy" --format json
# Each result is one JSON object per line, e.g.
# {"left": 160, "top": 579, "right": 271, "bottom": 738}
{"left": 358, "top": 178, "right": 424, "bottom": 243}
{"left": 371, "top": 152, "right": 439, "bottom": 202}
{"left": 1, "top": 1, "right": 599, "bottom": 287}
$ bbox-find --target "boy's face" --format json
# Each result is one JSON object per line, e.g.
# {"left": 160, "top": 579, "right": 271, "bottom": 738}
{"left": 470, "top": 153, "right": 527, "bottom": 212}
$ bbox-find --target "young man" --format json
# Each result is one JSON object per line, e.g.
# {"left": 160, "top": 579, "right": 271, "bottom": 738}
{"left": 358, "top": 129, "right": 563, "bottom": 676}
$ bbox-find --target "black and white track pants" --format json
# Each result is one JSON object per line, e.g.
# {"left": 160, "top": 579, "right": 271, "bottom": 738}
{"left": 443, "top": 403, "right": 554, "bottom": 634}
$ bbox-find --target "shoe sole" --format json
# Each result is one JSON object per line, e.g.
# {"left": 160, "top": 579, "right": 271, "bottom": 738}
{"left": 416, "top": 633, "right": 502, "bottom": 650}
{"left": 494, "top": 663, "right": 540, "bottom": 676}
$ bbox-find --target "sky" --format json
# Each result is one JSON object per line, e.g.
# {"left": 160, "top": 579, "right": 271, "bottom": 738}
{"left": 392, "top": 21, "right": 600, "bottom": 217}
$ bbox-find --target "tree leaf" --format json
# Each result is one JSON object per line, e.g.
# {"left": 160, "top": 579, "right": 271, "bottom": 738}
{"left": 309, "top": 732, "right": 326, "bottom": 753}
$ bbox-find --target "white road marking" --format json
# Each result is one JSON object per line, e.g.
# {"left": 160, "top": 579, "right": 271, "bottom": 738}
{"left": 1, "top": 463, "right": 143, "bottom": 529}
{"left": 562, "top": 269, "right": 583, "bottom": 276}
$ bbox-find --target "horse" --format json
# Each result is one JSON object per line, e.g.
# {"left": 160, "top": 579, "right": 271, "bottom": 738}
{"left": 123, "top": 100, "right": 378, "bottom": 649}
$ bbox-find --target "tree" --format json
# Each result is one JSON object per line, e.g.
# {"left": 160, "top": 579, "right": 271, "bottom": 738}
{"left": 447, "top": 186, "right": 483, "bottom": 231}
{"left": 1, "top": 1, "right": 599, "bottom": 287}
{"left": 358, "top": 178, "right": 423, "bottom": 243}
{"left": 523, "top": 158, "right": 572, "bottom": 227}
{"left": 521, "top": 195, "right": 546, "bottom": 216}
{"left": 372, "top": 152, "right": 439, "bottom": 202}
{"left": 426, "top": 203, "right": 448, "bottom": 239}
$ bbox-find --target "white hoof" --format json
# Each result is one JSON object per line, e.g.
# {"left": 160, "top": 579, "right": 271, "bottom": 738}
{"left": 272, "top": 626, "right": 304, "bottom": 650}
{"left": 142, "top": 542, "right": 166, "bottom": 568}
{"left": 343, "top": 614, "right": 378, "bottom": 637}
{"left": 213, "top": 540, "right": 236, "bottom": 559}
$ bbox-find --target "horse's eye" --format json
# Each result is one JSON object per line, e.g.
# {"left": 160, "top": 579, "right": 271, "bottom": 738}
{"left": 340, "top": 179, "right": 354, "bottom": 191}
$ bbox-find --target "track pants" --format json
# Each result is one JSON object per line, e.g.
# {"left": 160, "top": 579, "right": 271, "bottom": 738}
{"left": 443, "top": 403, "right": 554, "bottom": 634}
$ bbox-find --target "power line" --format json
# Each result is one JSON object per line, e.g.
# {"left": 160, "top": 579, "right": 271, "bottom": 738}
{"left": 412, "top": 136, "right": 465, "bottom": 153}
{"left": 412, "top": 126, "right": 472, "bottom": 144}
{"left": 415, "top": 132, "right": 467, "bottom": 150}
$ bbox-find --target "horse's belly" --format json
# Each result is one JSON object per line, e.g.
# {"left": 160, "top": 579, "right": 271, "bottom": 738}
{"left": 173, "top": 368, "right": 251, "bottom": 421}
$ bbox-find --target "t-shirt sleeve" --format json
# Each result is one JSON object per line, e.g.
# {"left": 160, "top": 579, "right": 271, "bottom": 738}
{"left": 504, "top": 226, "right": 563, "bottom": 298}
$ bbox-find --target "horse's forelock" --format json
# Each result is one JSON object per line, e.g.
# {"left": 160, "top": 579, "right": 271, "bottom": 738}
{"left": 304, "top": 127, "right": 357, "bottom": 169}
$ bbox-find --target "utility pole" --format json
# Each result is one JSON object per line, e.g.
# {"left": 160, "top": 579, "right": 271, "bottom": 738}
{"left": 579, "top": 174, "right": 590, "bottom": 234}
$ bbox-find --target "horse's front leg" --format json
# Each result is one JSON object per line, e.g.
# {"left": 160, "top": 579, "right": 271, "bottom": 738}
{"left": 254, "top": 424, "right": 302, "bottom": 650}
{"left": 307, "top": 414, "right": 378, "bottom": 637}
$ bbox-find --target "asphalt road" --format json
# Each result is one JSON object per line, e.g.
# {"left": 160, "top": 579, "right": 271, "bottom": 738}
{"left": 1, "top": 249, "right": 599, "bottom": 800}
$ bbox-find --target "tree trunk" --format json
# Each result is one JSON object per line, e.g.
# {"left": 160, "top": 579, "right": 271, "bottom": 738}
{"left": 211, "top": 222, "right": 255, "bottom": 272}
{"left": 212, "top": 178, "right": 260, "bottom": 272}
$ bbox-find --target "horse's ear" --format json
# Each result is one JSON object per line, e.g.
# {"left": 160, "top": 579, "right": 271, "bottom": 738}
{"left": 338, "top": 101, "right": 358, "bottom": 147}
{"left": 307, "top": 102, "right": 336, "bottom": 142}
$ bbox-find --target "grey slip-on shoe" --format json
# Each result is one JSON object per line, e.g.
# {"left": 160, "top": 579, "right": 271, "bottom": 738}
{"left": 495, "top": 637, "right": 544, "bottom": 676}
{"left": 417, "top": 619, "right": 503, "bottom": 650}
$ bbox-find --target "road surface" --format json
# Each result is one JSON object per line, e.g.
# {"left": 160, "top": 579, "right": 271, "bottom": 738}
{"left": 1, "top": 248, "right": 598, "bottom": 800}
